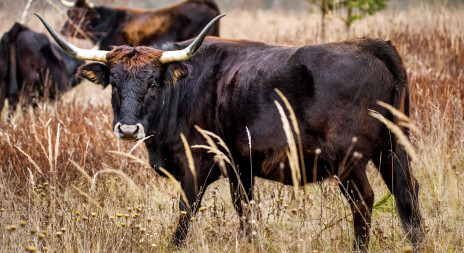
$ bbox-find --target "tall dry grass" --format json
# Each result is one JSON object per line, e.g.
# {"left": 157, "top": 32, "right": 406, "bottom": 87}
{"left": 1, "top": 3, "right": 463, "bottom": 252}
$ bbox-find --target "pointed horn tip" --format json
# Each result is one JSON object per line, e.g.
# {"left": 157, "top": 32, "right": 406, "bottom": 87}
{"left": 213, "top": 14, "right": 226, "bottom": 22}
{"left": 34, "top": 13, "right": 47, "bottom": 24}
{"left": 34, "top": 13, "right": 51, "bottom": 29}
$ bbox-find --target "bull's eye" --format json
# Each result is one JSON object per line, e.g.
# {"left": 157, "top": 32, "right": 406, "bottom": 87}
{"left": 149, "top": 82, "right": 159, "bottom": 90}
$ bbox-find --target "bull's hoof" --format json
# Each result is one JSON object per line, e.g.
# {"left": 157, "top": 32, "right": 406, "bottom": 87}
{"left": 170, "top": 229, "right": 188, "bottom": 248}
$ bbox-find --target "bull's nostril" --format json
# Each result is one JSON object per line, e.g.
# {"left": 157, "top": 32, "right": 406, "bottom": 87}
{"left": 117, "top": 124, "right": 141, "bottom": 139}
{"left": 134, "top": 125, "right": 140, "bottom": 135}
{"left": 114, "top": 123, "right": 144, "bottom": 140}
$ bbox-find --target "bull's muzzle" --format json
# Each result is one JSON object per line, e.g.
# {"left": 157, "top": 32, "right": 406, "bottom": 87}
{"left": 114, "top": 123, "right": 145, "bottom": 141}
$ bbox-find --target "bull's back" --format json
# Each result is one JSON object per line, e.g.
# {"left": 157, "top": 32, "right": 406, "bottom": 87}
{"left": 207, "top": 38, "right": 402, "bottom": 179}
{"left": 122, "top": 0, "right": 220, "bottom": 46}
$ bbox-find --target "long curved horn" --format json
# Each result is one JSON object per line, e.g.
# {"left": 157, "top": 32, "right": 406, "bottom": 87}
{"left": 61, "top": 0, "right": 75, "bottom": 7}
{"left": 35, "top": 13, "right": 108, "bottom": 62}
{"left": 160, "top": 14, "right": 225, "bottom": 64}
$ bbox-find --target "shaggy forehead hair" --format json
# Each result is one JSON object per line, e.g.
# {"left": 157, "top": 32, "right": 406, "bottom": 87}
{"left": 106, "top": 46, "right": 163, "bottom": 72}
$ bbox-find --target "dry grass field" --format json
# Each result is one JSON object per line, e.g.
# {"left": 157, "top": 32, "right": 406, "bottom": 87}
{"left": 1, "top": 1, "right": 463, "bottom": 252}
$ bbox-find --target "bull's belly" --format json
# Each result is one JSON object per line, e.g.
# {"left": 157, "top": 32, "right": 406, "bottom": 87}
{"left": 255, "top": 153, "right": 332, "bottom": 185}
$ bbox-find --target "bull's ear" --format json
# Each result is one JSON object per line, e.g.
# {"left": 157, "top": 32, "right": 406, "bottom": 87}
{"left": 162, "top": 63, "right": 190, "bottom": 86}
{"left": 78, "top": 63, "right": 109, "bottom": 87}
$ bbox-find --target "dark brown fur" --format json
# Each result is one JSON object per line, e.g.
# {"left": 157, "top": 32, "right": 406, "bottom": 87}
{"left": 0, "top": 23, "right": 83, "bottom": 113}
{"left": 61, "top": 0, "right": 221, "bottom": 50}
{"left": 78, "top": 36, "right": 424, "bottom": 251}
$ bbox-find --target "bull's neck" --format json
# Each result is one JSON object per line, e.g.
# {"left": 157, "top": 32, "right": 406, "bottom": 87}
{"left": 146, "top": 47, "right": 221, "bottom": 148}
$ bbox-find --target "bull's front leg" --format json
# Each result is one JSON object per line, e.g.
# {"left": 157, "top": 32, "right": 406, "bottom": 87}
{"left": 229, "top": 166, "right": 255, "bottom": 238}
{"left": 171, "top": 174, "right": 206, "bottom": 246}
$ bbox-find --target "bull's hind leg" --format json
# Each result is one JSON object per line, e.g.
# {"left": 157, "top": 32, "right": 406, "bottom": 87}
{"left": 373, "top": 147, "right": 424, "bottom": 246}
{"left": 338, "top": 160, "right": 374, "bottom": 251}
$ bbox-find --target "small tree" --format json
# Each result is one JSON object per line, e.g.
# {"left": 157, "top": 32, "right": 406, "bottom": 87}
{"left": 310, "top": 0, "right": 389, "bottom": 39}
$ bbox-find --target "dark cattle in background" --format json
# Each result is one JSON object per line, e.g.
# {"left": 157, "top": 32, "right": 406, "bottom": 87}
{"left": 37, "top": 13, "right": 424, "bottom": 251}
{"left": 60, "top": 0, "right": 221, "bottom": 50}
{"left": 0, "top": 23, "right": 84, "bottom": 113}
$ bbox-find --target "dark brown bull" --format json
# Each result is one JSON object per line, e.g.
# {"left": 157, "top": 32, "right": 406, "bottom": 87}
{"left": 60, "top": 0, "right": 221, "bottom": 50}
{"left": 0, "top": 22, "right": 83, "bottom": 113}
{"left": 37, "top": 13, "right": 424, "bottom": 251}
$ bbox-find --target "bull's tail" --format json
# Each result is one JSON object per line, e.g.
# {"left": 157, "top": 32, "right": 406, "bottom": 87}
{"left": 374, "top": 39, "right": 424, "bottom": 245}
{"left": 392, "top": 68, "right": 424, "bottom": 245}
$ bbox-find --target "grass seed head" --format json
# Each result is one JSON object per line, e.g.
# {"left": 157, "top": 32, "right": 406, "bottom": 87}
{"left": 403, "top": 246, "right": 414, "bottom": 252}
{"left": 7, "top": 225, "right": 17, "bottom": 231}
{"left": 26, "top": 246, "right": 36, "bottom": 252}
